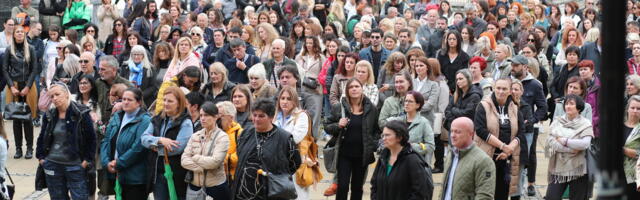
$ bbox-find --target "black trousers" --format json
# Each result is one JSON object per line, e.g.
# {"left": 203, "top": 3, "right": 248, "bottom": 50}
{"left": 545, "top": 175, "right": 589, "bottom": 200}
{"left": 434, "top": 135, "right": 445, "bottom": 169}
{"left": 121, "top": 184, "right": 148, "bottom": 200}
{"left": 494, "top": 158, "right": 510, "bottom": 200}
{"left": 626, "top": 183, "right": 640, "bottom": 200}
{"left": 527, "top": 128, "right": 539, "bottom": 183}
{"left": 336, "top": 154, "right": 366, "bottom": 200}
{"left": 13, "top": 119, "right": 33, "bottom": 149}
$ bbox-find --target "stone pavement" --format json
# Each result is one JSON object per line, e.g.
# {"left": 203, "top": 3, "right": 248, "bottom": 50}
{"left": 5, "top": 121, "right": 567, "bottom": 199}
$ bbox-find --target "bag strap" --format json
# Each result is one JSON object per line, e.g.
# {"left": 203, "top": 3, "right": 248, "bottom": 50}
{"left": 200, "top": 129, "right": 221, "bottom": 189}
{"left": 4, "top": 168, "right": 13, "bottom": 185}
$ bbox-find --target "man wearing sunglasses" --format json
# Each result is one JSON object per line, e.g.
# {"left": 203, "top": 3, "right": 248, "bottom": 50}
{"left": 68, "top": 52, "right": 98, "bottom": 94}
{"left": 358, "top": 28, "right": 390, "bottom": 81}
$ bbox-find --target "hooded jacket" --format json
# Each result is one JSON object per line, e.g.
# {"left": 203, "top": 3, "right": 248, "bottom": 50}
{"left": 444, "top": 84, "right": 483, "bottom": 130}
{"left": 371, "top": 146, "right": 431, "bottom": 200}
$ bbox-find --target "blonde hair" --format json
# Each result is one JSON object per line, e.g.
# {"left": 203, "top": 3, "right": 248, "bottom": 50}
{"left": 584, "top": 28, "right": 600, "bottom": 43}
{"left": 254, "top": 23, "right": 280, "bottom": 49}
{"left": 171, "top": 37, "right": 193, "bottom": 64}
{"left": 209, "top": 62, "right": 228, "bottom": 85}
{"left": 10, "top": 26, "right": 30, "bottom": 63}
{"left": 328, "top": 1, "right": 345, "bottom": 22}
{"left": 189, "top": 26, "right": 205, "bottom": 45}
{"left": 355, "top": 60, "right": 375, "bottom": 85}
{"left": 80, "top": 35, "right": 97, "bottom": 55}
{"left": 383, "top": 52, "right": 407, "bottom": 75}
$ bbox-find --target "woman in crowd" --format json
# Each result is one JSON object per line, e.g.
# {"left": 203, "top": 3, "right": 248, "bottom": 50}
{"left": 379, "top": 72, "right": 413, "bottom": 128}
{"left": 469, "top": 56, "right": 493, "bottom": 97}
{"left": 516, "top": 13, "right": 535, "bottom": 52}
{"left": 330, "top": 53, "right": 358, "bottom": 105}
{"left": 201, "top": 63, "right": 236, "bottom": 104}
{"left": 627, "top": 75, "right": 640, "bottom": 103}
{"left": 254, "top": 23, "right": 279, "bottom": 61}
{"left": 215, "top": 101, "right": 242, "bottom": 183}
{"left": 97, "top": 0, "right": 120, "bottom": 43}
{"left": 377, "top": 52, "right": 408, "bottom": 99}
{"left": 84, "top": 24, "right": 103, "bottom": 49}
{"left": 388, "top": 91, "right": 435, "bottom": 163}
{"left": 155, "top": 66, "right": 202, "bottom": 114}
{"left": 413, "top": 57, "right": 442, "bottom": 124}
{"left": 628, "top": 43, "right": 640, "bottom": 75}
{"left": 75, "top": 74, "right": 100, "bottom": 122}
{"left": 45, "top": 40, "right": 72, "bottom": 88}
{"left": 118, "top": 31, "right": 148, "bottom": 65}
{"left": 445, "top": 69, "right": 482, "bottom": 131}
{"left": 555, "top": 28, "right": 583, "bottom": 67}
{"left": 248, "top": 64, "right": 277, "bottom": 100}
{"left": 438, "top": 30, "right": 470, "bottom": 91}
{"left": 274, "top": 86, "right": 313, "bottom": 199}
{"left": 561, "top": 2, "right": 581, "bottom": 27}
{"left": 57, "top": 53, "right": 80, "bottom": 84}
{"left": 370, "top": 120, "right": 431, "bottom": 200}
{"left": 553, "top": 76, "right": 593, "bottom": 120}
{"left": 460, "top": 26, "right": 478, "bottom": 56}
{"left": 3, "top": 25, "right": 39, "bottom": 159}
{"left": 43, "top": 25, "right": 62, "bottom": 68}
{"left": 289, "top": 21, "right": 306, "bottom": 55}
{"left": 0, "top": 19, "right": 15, "bottom": 53}
{"left": 325, "top": 78, "right": 379, "bottom": 200}
{"left": 36, "top": 83, "right": 96, "bottom": 199}
{"left": 320, "top": 39, "right": 340, "bottom": 115}
{"left": 164, "top": 37, "right": 201, "bottom": 81}
{"left": 354, "top": 60, "right": 380, "bottom": 107}
{"left": 142, "top": 86, "right": 193, "bottom": 200}
{"left": 545, "top": 94, "right": 593, "bottom": 200}
{"left": 208, "top": 9, "right": 226, "bottom": 31}
{"left": 551, "top": 46, "right": 582, "bottom": 102}
{"left": 487, "top": 21, "right": 512, "bottom": 46}
{"left": 152, "top": 41, "right": 173, "bottom": 86}
{"left": 241, "top": 25, "right": 255, "bottom": 45}
{"left": 100, "top": 88, "right": 151, "bottom": 199}
{"left": 296, "top": 36, "right": 325, "bottom": 136}
{"left": 579, "top": 60, "right": 600, "bottom": 137}
{"left": 511, "top": 79, "right": 536, "bottom": 198}
{"left": 104, "top": 18, "right": 129, "bottom": 58}
{"left": 190, "top": 27, "right": 208, "bottom": 57}
{"left": 79, "top": 35, "right": 105, "bottom": 65}
{"left": 623, "top": 95, "right": 640, "bottom": 199}
{"left": 231, "top": 98, "right": 301, "bottom": 199}
{"left": 120, "top": 45, "right": 158, "bottom": 106}
{"left": 231, "top": 85, "right": 253, "bottom": 128}
{"left": 181, "top": 102, "right": 231, "bottom": 199}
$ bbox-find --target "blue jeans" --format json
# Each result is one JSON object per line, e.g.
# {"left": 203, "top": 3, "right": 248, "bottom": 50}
{"left": 42, "top": 160, "right": 89, "bottom": 200}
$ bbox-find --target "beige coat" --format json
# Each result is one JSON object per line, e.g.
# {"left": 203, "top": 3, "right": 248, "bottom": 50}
{"left": 181, "top": 128, "right": 230, "bottom": 187}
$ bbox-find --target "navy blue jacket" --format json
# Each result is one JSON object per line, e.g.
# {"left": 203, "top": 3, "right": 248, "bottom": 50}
{"left": 36, "top": 102, "right": 96, "bottom": 164}
{"left": 224, "top": 54, "right": 260, "bottom": 84}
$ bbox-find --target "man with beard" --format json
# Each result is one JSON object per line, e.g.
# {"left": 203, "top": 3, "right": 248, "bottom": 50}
{"left": 510, "top": 55, "right": 547, "bottom": 196}
{"left": 426, "top": 16, "right": 448, "bottom": 57}
{"left": 395, "top": 28, "right": 421, "bottom": 54}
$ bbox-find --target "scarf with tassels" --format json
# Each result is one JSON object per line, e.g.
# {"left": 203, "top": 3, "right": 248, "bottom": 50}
{"left": 128, "top": 61, "right": 144, "bottom": 86}
{"left": 545, "top": 115, "right": 593, "bottom": 184}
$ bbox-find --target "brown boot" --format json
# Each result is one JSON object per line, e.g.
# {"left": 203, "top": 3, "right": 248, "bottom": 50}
{"left": 323, "top": 183, "right": 338, "bottom": 196}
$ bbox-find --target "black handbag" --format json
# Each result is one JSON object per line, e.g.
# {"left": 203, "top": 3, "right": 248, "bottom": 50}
{"left": 35, "top": 165, "right": 47, "bottom": 191}
{"left": 1, "top": 168, "right": 14, "bottom": 200}
{"left": 323, "top": 100, "right": 346, "bottom": 173}
{"left": 254, "top": 131, "right": 297, "bottom": 199}
{"left": 4, "top": 97, "right": 31, "bottom": 121}
{"left": 302, "top": 77, "right": 319, "bottom": 89}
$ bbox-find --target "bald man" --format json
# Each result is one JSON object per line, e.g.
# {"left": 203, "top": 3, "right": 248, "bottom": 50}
{"left": 440, "top": 117, "right": 496, "bottom": 200}
{"left": 68, "top": 52, "right": 99, "bottom": 94}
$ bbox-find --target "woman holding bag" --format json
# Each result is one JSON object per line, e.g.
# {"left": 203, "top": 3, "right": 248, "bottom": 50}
{"left": 181, "top": 102, "right": 231, "bottom": 199}
{"left": 324, "top": 78, "right": 380, "bottom": 200}
{"left": 274, "top": 86, "right": 321, "bottom": 200}
{"left": 2, "top": 25, "right": 38, "bottom": 159}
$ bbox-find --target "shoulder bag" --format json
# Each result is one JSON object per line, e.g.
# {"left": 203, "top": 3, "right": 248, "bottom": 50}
{"left": 185, "top": 129, "right": 221, "bottom": 200}
{"left": 322, "top": 98, "right": 346, "bottom": 173}
{"left": 0, "top": 168, "right": 14, "bottom": 200}
{"left": 255, "top": 130, "right": 297, "bottom": 199}
{"left": 4, "top": 96, "right": 31, "bottom": 121}
{"left": 295, "top": 112, "right": 323, "bottom": 187}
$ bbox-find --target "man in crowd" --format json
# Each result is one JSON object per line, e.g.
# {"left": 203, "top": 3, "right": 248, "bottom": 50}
{"left": 263, "top": 39, "right": 297, "bottom": 87}
{"left": 359, "top": 28, "right": 390, "bottom": 81}
{"left": 426, "top": 16, "right": 447, "bottom": 58}
{"left": 225, "top": 38, "right": 260, "bottom": 84}
{"left": 441, "top": 117, "right": 496, "bottom": 200}
{"left": 12, "top": 0, "right": 40, "bottom": 23}
{"left": 455, "top": 4, "right": 487, "bottom": 38}
{"left": 215, "top": 27, "right": 256, "bottom": 64}
{"left": 95, "top": 56, "right": 133, "bottom": 124}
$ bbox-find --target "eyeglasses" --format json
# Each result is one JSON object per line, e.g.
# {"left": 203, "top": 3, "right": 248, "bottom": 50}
{"left": 370, "top": 36, "right": 381, "bottom": 39}
{"left": 56, "top": 47, "right": 63, "bottom": 50}
{"left": 79, "top": 59, "right": 90, "bottom": 64}
{"left": 115, "top": 23, "right": 123, "bottom": 27}
{"left": 86, "top": 30, "right": 95, "bottom": 33}
{"left": 527, "top": 38, "right": 535, "bottom": 42}
{"left": 191, "top": 33, "right": 201, "bottom": 36}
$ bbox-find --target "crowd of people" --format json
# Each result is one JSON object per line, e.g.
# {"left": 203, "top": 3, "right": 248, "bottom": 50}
{"left": 0, "top": 0, "right": 638, "bottom": 199}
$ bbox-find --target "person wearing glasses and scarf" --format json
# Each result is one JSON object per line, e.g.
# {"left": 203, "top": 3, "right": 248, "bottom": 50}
{"left": 120, "top": 45, "right": 158, "bottom": 106}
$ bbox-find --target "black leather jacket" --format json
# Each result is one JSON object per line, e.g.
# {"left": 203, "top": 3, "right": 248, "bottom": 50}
{"left": 2, "top": 44, "right": 39, "bottom": 87}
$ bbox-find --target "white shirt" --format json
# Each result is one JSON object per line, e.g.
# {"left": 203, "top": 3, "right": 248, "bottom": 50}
{"left": 444, "top": 144, "right": 473, "bottom": 200}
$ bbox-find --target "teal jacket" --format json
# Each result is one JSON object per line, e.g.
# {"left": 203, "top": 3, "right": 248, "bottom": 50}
{"left": 62, "top": 1, "right": 91, "bottom": 30}
{"left": 100, "top": 109, "right": 152, "bottom": 185}
{"left": 388, "top": 115, "right": 435, "bottom": 163}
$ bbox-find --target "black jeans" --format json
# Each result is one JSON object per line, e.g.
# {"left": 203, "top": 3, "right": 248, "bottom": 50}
{"left": 527, "top": 128, "right": 539, "bottom": 183}
{"left": 434, "top": 135, "right": 445, "bottom": 169}
{"left": 13, "top": 118, "right": 33, "bottom": 149}
{"left": 494, "top": 158, "right": 510, "bottom": 200}
{"left": 626, "top": 183, "right": 640, "bottom": 200}
{"left": 121, "top": 184, "right": 148, "bottom": 200}
{"left": 189, "top": 181, "right": 231, "bottom": 200}
{"left": 545, "top": 175, "right": 589, "bottom": 200}
{"left": 336, "top": 154, "right": 366, "bottom": 200}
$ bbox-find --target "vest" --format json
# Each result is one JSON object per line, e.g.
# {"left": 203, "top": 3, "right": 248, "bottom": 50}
{"left": 474, "top": 97, "right": 521, "bottom": 195}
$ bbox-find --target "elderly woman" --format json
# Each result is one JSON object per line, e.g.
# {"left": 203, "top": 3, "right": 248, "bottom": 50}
{"left": 100, "top": 88, "right": 151, "bottom": 199}
{"left": 142, "top": 86, "right": 194, "bottom": 200}
{"left": 388, "top": 91, "right": 435, "bottom": 162}
{"left": 624, "top": 96, "right": 640, "bottom": 199}
{"left": 190, "top": 26, "right": 208, "bottom": 57}
{"left": 216, "top": 101, "right": 243, "bottom": 182}
{"left": 371, "top": 120, "right": 431, "bottom": 200}
{"left": 248, "top": 64, "right": 277, "bottom": 99}
{"left": 231, "top": 85, "right": 254, "bottom": 128}
{"left": 164, "top": 37, "right": 202, "bottom": 81}
{"left": 181, "top": 102, "right": 231, "bottom": 199}
{"left": 3, "top": 25, "right": 39, "bottom": 159}
{"left": 627, "top": 75, "right": 640, "bottom": 103}
{"left": 120, "top": 45, "right": 158, "bottom": 106}
{"left": 545, "top": 94, "right": 593, "bottom": 200}
{"left": 201, "top": 62, "right": 236, "bottom": 104}
{"left": 274, "top": 86, "right": 314, "bottom": 199}
{"left": 231, "top": 98, "right": 301, "bottom": 199}
{"left": 36, "top": 83, "right": 96, "bottom": 199}
{"left": 469, "top": 56, "right": 493, "bottom": 96}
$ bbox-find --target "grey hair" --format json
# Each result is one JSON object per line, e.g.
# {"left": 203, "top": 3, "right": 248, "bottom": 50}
{"left": 63, "top": 54, "right": 81, "bottom": 77}
{"left": 229, "top": 38, "right": 245, "bottom": 48}
{"left": 100, "top": 55, "right": 120, "bottom": 71}
{"left": 464, "top": 4, "right": 477, "bottom": 12}
{"left": 128, "top": 45, "right": 152, "bottom": 69}
{"left": 272, "top": 38, "right": 285, "bottom": 47}
{"left": 216, "top": 101, "right": 237, "bottom": 117}
{"left": 248, "top": 63, "right": 267, "bottom": 80}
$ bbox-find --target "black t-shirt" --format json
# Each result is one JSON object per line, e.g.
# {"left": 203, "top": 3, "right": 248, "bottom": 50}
{"left": 342, "top": 113, "right": 364, "bottom": 157}
{"left": 624, "top": 125, "right": 634, "bottom": 141}
{"left": 372, "top": 49, "right": 383, "bottom": 74}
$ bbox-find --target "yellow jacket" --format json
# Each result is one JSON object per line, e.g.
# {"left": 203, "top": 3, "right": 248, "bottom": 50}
{"left": 224, "top": 121, "right": 243, "bottom": 180}
{"left": 154, "top": 77, "right": 179, "bottom": 115}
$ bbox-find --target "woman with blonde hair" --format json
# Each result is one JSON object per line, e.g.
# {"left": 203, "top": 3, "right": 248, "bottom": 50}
{"left": 254, "top": 23, "right": 280, "bottom": 61}
{"left": 241, "top": 25, "right": 255, "bottom": 45}
{"left": 189, "top": 26, "right": 207, "bottom": 57}
{"left": 247, "top": 63, "right": 277, "bottom": 99}
{"left": 377, "top": 52, "right": 408, "bottom": 99}
{"left": 164, "top": 37, "right": 201, "bottom": 81}
{"left": 327, "top": 1, "right": 346, "bottom": 28}
{"left": 584, "top": 28, "right": 600, "bottom": 43}
{"left": 79, "top": 35, "right": 106, "bottom": 66}
{"left": 355, "top": 60, "right": 380, "bottom": 106}
{"left": 201, "top": 62, "right": 236, "bottom": 104}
